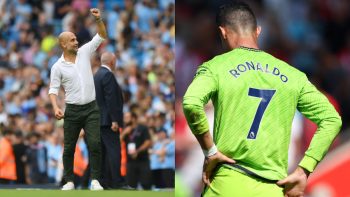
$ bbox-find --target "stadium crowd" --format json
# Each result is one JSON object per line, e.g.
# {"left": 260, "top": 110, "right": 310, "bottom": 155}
{"left": 175, "top": 0, "right": 350, "bottom": 196}
{"left": 0, "top": 0, "right": 174, "bottom": 190}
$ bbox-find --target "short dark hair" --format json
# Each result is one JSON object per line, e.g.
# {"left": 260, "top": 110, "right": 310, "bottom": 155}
{"left": 130, "top": 112, "right": 138, "bottom": 120}
{"left": 216, "top": 2, "right": 257, "bottom": 33}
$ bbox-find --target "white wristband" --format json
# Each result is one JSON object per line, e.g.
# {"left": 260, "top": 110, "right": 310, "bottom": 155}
{"left": 203, "top": 144, "right": 218, "bottom": 157}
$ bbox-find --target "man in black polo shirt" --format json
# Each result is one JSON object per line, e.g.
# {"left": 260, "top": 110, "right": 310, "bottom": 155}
{"left": 120, "top": 112, "right": 152, "bottom": 190}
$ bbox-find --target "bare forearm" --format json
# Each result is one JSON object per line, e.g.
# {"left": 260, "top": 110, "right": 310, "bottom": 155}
{"left": 90, "top": 8, "right": 107, "bottom": 39}
{"left": 195, "top": 131, "right": 214, "bottom": 150}
{"left": 49, "top": 94, "right": 59, "bottom": 110}
{"left": 137, "top": 140, "right": 152, "bottom": 153}
{"left": 120, "top": 131, "right": 127, "bottom": 141}
{"left": 49, "top": 93, "right": 64, "bottom": 119}
{"left": 96, "top": 18, "right": 107, "bottom": 39}
{"left": 120, "top": 126, "right": 132, "bottom": 140}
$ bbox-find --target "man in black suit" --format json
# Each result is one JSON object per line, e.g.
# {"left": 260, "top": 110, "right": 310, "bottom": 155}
{"left": 94, "top": 52, "right": 124, "bottom": 189}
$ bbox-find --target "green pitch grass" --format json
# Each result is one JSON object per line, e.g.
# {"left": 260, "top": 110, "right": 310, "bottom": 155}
{"left": 0, "top": 189, "right": 174, "bottom": 197}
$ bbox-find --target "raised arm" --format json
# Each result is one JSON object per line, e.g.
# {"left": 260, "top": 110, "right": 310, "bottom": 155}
{"left": 90, "top": 8, "right": 107, "bottom": 39}
{"left": 80, "top": 8, "right": 106, "bottom": 55}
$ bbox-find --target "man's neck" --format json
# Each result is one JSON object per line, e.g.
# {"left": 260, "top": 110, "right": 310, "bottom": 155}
{"left": 101, "top": 65, "right": 112, "bottom": 72}
{"left": 63, "top": 52, "right": 76, "bottom": 63}
{"left": 226, "top": 32, "right": 259, "bottom": 51}
{"left": 236, "top": 40, "right": 258, "bottom": 49}
{"left": 231, "top": 37, "right": 259, "bottom": 50}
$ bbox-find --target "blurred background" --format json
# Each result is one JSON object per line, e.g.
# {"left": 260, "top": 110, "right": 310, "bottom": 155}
{"left": 0, "top": 0, "right": 174, "bottom": 191}
{"left": 175, "top": 0, "right": 350, "bottom": 196}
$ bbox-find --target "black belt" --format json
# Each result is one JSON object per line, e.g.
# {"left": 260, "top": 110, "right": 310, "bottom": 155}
{"left": 221, "top": 162, "right": 278, "bottom": 184}
{"left": 66, "top": 100, "right": 96, "bottom": 109}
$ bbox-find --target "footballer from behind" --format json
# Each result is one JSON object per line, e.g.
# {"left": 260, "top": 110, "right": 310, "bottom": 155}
{"left": 182, "top": 2, "right": 342, "bottom": 197}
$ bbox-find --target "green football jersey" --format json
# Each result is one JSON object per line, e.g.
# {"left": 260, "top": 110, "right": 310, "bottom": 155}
{"left": 183, "top": 46, "right": 342, "bottom": 180}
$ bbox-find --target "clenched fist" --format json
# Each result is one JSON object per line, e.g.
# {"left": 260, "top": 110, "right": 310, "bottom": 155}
{"left": 54, "top": 108, "right": 64, "bottom": 120}
{"left": 90, "top": 8, "right": 101, "bottom": 19}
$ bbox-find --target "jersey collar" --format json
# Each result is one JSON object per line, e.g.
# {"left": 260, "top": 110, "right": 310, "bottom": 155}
{"left": 237, "top": 46, "right": 262, "bottom": 52}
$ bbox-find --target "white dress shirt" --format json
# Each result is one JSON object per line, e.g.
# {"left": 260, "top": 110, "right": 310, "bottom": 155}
{"left": 49, "top": 34, "right": 105, "bottom": 105}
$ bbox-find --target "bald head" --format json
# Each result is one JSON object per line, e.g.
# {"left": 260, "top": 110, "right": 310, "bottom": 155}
{"left": 101, "top": 52, "right": 116, "bottom": 70}
{"left": 58, "top": 32, "right": 75, "bottom": 47}
{"left": 58, "top": 32, "right": 78, "bottom": 54}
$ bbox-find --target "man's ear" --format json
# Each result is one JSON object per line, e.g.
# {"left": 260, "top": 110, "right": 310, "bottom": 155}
{"left": 256, "top": 26, "right": 261, "bottom": 38}
{"left": 60, "top": 41, "right": 65, "bottom": 49}
{"left": 219, "top": 26, "right": 227, "bottom": 40}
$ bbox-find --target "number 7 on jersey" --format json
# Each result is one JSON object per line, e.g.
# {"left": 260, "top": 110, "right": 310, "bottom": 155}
{"left": 247, "top": 88, "right": 276, "bottom": 139}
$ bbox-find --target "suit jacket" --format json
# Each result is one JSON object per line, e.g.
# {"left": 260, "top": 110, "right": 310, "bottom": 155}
{"left": 94, "top": 66, "right": 124, "bottom": 127}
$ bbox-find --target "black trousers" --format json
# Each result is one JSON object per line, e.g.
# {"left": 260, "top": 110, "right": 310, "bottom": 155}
{"left": 100, "top": 126, "right": 123, "bottom": 188}
{"left": 63, "top": 100, "right": 101, "bottom": 182}
{"left": 152, "top": 169, "right": 175, "bottom": 188}
{"left": 127, "top": 161, "right": 152, "bottom": 190}
{"left": 162, "top": 169, "right": 175, "bottom": 188}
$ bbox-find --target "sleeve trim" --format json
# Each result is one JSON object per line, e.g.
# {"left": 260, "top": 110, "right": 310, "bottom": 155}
{"left": 299, "top": 155, "right": 318, "bottom": 173}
